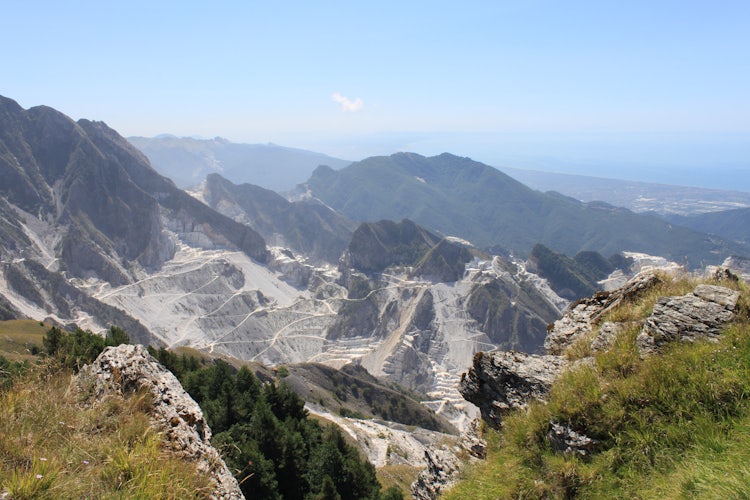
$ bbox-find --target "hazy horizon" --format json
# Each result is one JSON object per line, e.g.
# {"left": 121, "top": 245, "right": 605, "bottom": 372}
{"left": 2, "top": 1, "right": 748, "bottom": 191}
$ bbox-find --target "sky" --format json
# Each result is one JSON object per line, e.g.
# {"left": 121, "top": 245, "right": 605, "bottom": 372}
{"left": 2, "top": 0, "right": 749, "bottom": 190}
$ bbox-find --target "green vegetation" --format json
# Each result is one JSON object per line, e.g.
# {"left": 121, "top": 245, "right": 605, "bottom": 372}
{"left": 1, "top": 326, "right": 404, "bottom": 498}
{"left": 43, "top": 325, "right": 130, "bottom": 372}
{"left": 446, "top": 276, "right": 750, "bottom": 498}
{"left": 306, "top": 152, "right": 746, "bottom": 266}
{"left": 152, "top": 347, "right": 404, "bottom": 499}
{"left": 528, "top": 244, "right": 625, "bottom": 300}
{"left": 0, "top": 319, "right": 47, "bottom": 362}
{"left": 377, "top": 464, "right": 423, "bottom": 498}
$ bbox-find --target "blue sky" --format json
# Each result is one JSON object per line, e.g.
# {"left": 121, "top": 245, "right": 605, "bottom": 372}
{"left": 2, "top": 1, "right": 749, "bottom": 189}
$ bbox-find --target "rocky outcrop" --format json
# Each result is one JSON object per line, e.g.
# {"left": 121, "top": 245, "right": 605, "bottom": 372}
{"left": 637, "top": 284, "right": 741, "bottom": 355}
{"left": 410, "top": 420, "right": 486, "bottom": 500}
{"left": 411, "top": 449, "right": 462, "bottom": 500}
{"left": 546, "top": 421, "right": 597, "bottom": 457}
{"left": 462, "top": 275, "right": 743, "bottom": 434}
{"left": 545, "top": 271, "right": 662, "bottom": 355}
{"left": 458, "top": 273, "right": 660, "bottom": 431}
{"left": 71, "top": 345, "right": 243, "bottom": 500}
{"left": 459, "top": 351, "right": 568, "bottom": 429}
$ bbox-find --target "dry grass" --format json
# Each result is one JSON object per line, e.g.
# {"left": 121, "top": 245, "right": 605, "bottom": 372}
{"left": 0, "top": 364, "right": 213, "bottom": 499}
{"left": 0, "top": 320, "right": 48, "bottom": 362}
{"left": 376, "top": 464, "right": 422, "bottom": 497}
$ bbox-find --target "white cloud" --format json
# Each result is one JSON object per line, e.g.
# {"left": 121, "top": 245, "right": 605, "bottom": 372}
{"left": 331, "top": 92, "right": 364, "bottom": 112}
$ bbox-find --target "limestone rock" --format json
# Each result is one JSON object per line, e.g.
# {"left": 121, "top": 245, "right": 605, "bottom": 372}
{"left": 72, "top": 344, "right": 243, "bottom": 500}
{"left": 590, "top": 321, "right": 625, "bottom": 353}
{"left": 547, "top": 421, "right": 597, "bottom": 457}
{"left": 410, "top": 449, "right": 462, "bottom": 500}
{"left": 545, "top": 271, "right": 661, "bottom": 355}
{"left": 463, "top": 418, "right": 487, "bottom": 460}
{"left": 637, "top": 284, "right": 740, "bottom": 355}
{"left": 459, "top": 351, "right": 568, "bottom": 429}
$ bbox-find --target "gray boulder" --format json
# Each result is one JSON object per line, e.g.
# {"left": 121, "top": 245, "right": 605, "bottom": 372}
{"left": 459, "top": 351, "right": 568, "bottom": 429}
{"left": 546, "top": 421, "right": 598, "bottom": 457}
{"left": 637, "top": 284, "right": 740, "bottom": 355}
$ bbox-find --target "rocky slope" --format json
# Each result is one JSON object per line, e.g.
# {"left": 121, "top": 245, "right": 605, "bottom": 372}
{"left": 460, "top": 270, "right": 743, "bottom": 430}
{"left": 71, "top": 344, "right": 243, "bottom": 499}
{"left": 195, "top": 173, "right": 356, "bottom": 263}
{"left": 0, "top": 95, "right": 268, "bottom": 338}
{"left": 0, "top": 96, "right": 267, "bottom": 279}
{"left": 128, "top": 135, "right": 351, "bottom": 191}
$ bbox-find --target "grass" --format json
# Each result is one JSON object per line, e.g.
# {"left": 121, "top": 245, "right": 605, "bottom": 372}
{"left": 446, "top": 275, "right": 750, "bottom": 499}
{"left": 377, "top": 464, "right": 422, "bottom": 498}
{"left": 0, "top": 319, "right": 48, "bottom": 362}
{"left": 0, "top": 362, "right": 213, "bottom": 499}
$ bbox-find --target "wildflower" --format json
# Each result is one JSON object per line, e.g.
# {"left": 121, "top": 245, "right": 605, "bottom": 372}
{"left": 39, "top": 457, "right": 47, "bottom": 461}
{"left": 82, "top": 460, "right": 90, "bottom": 465}
{"left": 36, "top": 474, "right": 43, "bottom": 479}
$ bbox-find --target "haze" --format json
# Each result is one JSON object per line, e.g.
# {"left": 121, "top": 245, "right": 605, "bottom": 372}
{"left": 2, "top": 1, "right": 748, "bottom": 190}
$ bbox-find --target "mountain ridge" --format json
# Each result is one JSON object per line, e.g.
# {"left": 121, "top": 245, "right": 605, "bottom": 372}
{"left": 129, "top": 135, "right": 352, "bottom": 191}
{"left": 302, "top": 152, "right": 748, "bottom": 268}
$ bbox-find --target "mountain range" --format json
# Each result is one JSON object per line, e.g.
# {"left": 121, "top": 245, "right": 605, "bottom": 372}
{"left": 194, "top": 173, "right": 356, "bottom": 264}
{"left": 2, "top": 93, "right": 749, "bottom": 437}
{"left": 299, "top": 152, "right": 747, "bottom": 268}
{"left": 0, "top": 95, "right": 593, "bottom": 431}
{"left": 128, "top": 135, "right": 351, "bottom": 191}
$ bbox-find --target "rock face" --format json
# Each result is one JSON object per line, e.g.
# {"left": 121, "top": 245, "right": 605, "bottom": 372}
{"left": 461, "top": 273, "right": 743, "bottom": 434}
{"left": 410, "top": 420, "right": 486, "bottom": 500}
{"left": 72, "top": 345, "right": 243, "bottom": 500}
{"left": 410, "top": 449, "right": 462, "bottom": 500}
{"left": 339, "top": 219, "right": 445, "bottom": 275}
{"left": 198, "top": 173, "right": 357, "bottom": 264}
{"left": 0, "top": 95, "right": 268, "bottom": 285}
{"left": 545, "top": 272, "right": 662, "bottom": 355}
{"left": 457, "top": 272, "right": 663, "bottom": 431}
{"left": 459, "top": 351, "right": 568, "bottom": 429}
{"left": 637, "top": 284, "right": 741, "bottom": 355}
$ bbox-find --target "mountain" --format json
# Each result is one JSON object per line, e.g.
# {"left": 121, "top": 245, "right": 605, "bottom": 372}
{"left": 0, "top": 96, "right": 268, "bottom": 278}
{"left": 128, "top": 135, "right": 352, "bottom": 191}
{"left": 527, "top": 244, "right": 628, "bottom": 300}
{"left": 301, "top": 152, "right": 748, "bottom": 268}
{"left": 195, "top": 173, "right": 356, "bottom": 263}
{"left": 499, "top": 165, "right": 750, "bottom": 216}
{"left": 0, "top": 96, "right": 582, "bottom": 433}
{"left": 667, "top": 207, "right": 750, "bottom": 246}
{"left": 0, "top": 95, "right": 267, "bottom": 341}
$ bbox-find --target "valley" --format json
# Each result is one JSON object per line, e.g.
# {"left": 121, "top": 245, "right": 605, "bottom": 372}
{"left": 1, "top": 94, "right": 749, "bottom": 498}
